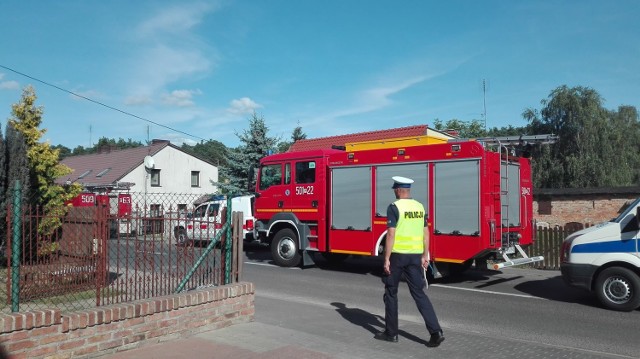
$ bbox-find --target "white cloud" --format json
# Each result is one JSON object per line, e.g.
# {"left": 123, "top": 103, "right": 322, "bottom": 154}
{"left": 123, "top": 3, "right": 219, "bottom": 105}
{"left": 0, "top": 77, "right": 19, "bottom": 90}
{"left": 124, "top": 95, "right": 153, "bottom": 106}
{"left": 227, "top": 97, "right": 262, "bottom": 114}
{"left": 136, "top": 2, "right": 218, "bottom": 38}
{"left": 162, "top": 89, "right": 201, "bottom": 107}
{"left": 0, "top": 73, "right": 18, "bottom": 89}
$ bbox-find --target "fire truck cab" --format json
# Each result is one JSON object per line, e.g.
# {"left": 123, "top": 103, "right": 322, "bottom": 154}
{"left": 252, "top": 134, "right": 554, "bottom": 276}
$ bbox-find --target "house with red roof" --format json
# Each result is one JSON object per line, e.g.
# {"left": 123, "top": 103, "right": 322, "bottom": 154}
{"left": 57, "top": 139, "right": 219, "bottom": 214}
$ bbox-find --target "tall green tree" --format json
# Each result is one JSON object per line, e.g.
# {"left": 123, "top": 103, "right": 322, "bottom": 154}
{"left": 52, "top": 144, "right": 72, "bottom": 159}
{"left": 217, "top": 112, "right": 279, "bottom": 194}
{"left": 433, "top": 118, "right": 487, "bottom": 138}
{"left": 182, "top": 140, "right": 227, "bottom": 167}
{"left": 5, "top": 124, "right": 30, "bottom": 202}
{"left": 4, "top": 123, "right": 32, "bottom": 258}
{"left": 524, "top": 85, "right": 640, "bottom": 188}
{"left": 432, "top": 118, "right": 528, "bottom": 138}
{"left": 8, "top": 86, "right": 81, "bottom": 234}
{"left": 277, "top": 123, "right": 307, "bottom": 153}
{"left": 0, "top": 124, "right": 6, "bottom": 253}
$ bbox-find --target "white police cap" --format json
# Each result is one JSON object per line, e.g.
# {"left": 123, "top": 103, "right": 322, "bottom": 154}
{"left": 392, "top": 176, "right": 414, "bottom": 189}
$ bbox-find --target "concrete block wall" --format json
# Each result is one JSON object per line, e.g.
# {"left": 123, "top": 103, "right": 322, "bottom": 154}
{"left": 0, "top": 282, "right": 255, "bottom": 359}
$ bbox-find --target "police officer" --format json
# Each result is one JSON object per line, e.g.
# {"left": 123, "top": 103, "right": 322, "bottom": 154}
{"left": 374, "top": 176, "right": 445, "bottom": 348}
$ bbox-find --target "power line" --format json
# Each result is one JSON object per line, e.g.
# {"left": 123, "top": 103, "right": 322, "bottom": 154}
{"left": 0, "top": 64, "right": 206, "bottom": 141}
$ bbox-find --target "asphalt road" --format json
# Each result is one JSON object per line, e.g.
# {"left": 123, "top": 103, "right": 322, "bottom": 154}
{"left": 241, "top": 245, "right": 640, "bottom": 359}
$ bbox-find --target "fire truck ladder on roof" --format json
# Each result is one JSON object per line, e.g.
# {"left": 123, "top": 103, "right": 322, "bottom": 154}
{"left": 448, "top": 134, "right": 559, "bottom": 147}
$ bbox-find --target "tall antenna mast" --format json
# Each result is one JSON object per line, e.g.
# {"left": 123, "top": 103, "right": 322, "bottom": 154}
{"left": 89, "top": 124, "right": 92, "bottom": 147}
{"left": 482, "top": 79, "right": 487, "bottom": 131}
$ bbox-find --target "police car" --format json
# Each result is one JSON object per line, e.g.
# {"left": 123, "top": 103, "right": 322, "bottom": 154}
{"left": 560, "top": 197, "right": 640, "bottom": 311}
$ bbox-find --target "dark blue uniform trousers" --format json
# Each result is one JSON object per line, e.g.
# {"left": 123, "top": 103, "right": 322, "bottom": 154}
{"left": 383, "top": 253, "right": 442, "bottom": 336}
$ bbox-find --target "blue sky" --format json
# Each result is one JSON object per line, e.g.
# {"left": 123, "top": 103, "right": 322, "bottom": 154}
{"left": 1, "top": 1, "right": 638, "bottom": 149}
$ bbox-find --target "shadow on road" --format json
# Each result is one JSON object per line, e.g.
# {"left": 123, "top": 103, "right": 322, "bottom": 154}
{"left": 330, "top": 302, "right": 430, "bottom": 345}
{"left": 242, "top": 244, "right": 385, "bottom": 275}
{"left": 514, "top": 275, "right": 601, "bottom": 307}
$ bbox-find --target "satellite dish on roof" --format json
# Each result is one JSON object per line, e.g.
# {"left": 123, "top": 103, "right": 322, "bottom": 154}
{"left": 143, "top": 155, "right": 155, "bottom": 169}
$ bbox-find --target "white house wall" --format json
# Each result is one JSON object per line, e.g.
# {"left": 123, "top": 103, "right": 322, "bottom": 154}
{"left": 120, "top": 146, "right": 218, "bottom": 206}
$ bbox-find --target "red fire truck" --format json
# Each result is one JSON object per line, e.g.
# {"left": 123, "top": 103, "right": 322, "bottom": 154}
{"left": 251, "top": 134, "right": 556, "bottom": 276}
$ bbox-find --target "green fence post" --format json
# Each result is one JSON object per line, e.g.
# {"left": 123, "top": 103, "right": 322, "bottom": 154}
{"left": 224, "top": 197, "right": 232, "bottom": 284}
{"left": 11, "top": 180, "right": 21, "bottom": 312}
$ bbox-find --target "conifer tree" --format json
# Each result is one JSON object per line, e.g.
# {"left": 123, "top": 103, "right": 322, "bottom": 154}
{"left": 0, "top": 125, "right": 5, "bottom": 254}
{"left": 217, "top": 112, "right": 279, "bottom": 194}
{"left": 277, "top": 123, "right": 307, "bottom": 153}
{"left": 5, "top": 123, "right": 30, "bottom": 205}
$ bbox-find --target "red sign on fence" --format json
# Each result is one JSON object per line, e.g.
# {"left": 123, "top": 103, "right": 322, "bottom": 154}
{"left": 118, "top": 194, "right": 132, "bottom": 217}
{"left": 96, "top": 195, "right": 109, "bottom": 207}
{"left": 66, "top": 193, "right": 96, "bottom": 207}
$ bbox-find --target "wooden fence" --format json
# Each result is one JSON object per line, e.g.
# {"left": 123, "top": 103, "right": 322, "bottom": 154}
{"left": 525, "top": 224, "right": 591, "bottom": 270}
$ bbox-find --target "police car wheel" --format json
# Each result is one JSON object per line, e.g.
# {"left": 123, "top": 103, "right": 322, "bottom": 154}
{"left": 271, "top": 229, "right": 301, "bottom": 267}
{"left": 595, "top": 267, "right": 640, "bottom": 311}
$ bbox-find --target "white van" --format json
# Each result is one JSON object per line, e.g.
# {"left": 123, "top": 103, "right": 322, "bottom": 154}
{"left": 560, "top": 198, "right": 640, "bottom": 311}
{"left": 174, "top": 195, "right": 255, "bottom": 245}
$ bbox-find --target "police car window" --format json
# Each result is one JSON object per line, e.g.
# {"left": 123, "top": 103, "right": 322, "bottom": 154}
{"left": 193, "top": 205, "right": 206, "bottom": 218}
{"left": 260, "top": 164, "right": 283, "bottom": 190}
{"left": 208, "top": 204, "right": 220, "bottom": 217}
{"left": 295, "top": 161, "right": 316, "bottom": 184}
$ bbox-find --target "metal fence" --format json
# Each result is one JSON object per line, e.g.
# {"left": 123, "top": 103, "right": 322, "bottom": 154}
{"left": 0, "top": 185, "right": 589, "bottom": 313}
{"left": 2, "top": 191, "right": 243, "bottom": 314}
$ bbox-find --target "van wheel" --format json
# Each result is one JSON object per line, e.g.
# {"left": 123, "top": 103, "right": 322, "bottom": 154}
{"left": 271, "top": 228, "right": 300, "bottom": 267}
{"left": 595, "top": 267, "right": 640, "bottom": 311}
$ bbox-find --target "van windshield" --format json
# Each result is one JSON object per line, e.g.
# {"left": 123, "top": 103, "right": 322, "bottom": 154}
{"left": 612, "top": 197, "right": 640, "bottom": 223}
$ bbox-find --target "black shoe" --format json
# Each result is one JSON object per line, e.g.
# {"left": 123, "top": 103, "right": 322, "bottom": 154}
{"left": 426, "top": 330, "right": 445, "bottom": 347}
{"left": 374, "top": 331, "right": 398, "bottom": 342}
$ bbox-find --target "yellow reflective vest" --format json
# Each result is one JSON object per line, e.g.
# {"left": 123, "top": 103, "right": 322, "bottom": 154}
{"left": 392, "top": 199, "right": 425, "bottom": 254}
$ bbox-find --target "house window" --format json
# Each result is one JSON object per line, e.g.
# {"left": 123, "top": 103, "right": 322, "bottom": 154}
{"left": 191, "top": 171, "right": 200, "bottom": 187}
{"left": 150, "top": 169, "right": 161, "bottom": 187}
{"left": 538, "top": 200, "right": 552, "bottom": 215}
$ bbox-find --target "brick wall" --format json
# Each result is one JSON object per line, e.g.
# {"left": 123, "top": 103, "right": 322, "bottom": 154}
{"left": 0, "top": 282, "right": 255, "bottom": 359}
{"left": 533, "top": 195, "right": 636, "bottom": 227}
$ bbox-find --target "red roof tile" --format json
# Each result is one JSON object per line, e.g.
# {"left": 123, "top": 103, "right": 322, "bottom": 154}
{"left": 288, "top": 125, "right": 429, "bottom": 152}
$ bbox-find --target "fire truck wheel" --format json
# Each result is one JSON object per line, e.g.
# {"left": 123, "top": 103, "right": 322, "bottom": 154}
{"left": 595, "top": 267, "right": 640, "bottom": 311}
{"left": 271, "top": 228, "right": 301, "bottom": 267}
